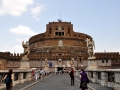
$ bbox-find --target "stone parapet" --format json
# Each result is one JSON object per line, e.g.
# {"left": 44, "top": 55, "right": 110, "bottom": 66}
{"left": 0, "top": 70, "right": 32, "bottom": 90}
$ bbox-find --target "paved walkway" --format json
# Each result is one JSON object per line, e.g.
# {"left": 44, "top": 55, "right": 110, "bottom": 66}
{"left": 27, "top": 74, "right": 81, "bottom": 90}
{"left": 1, "top": 80, "right": 37, "bottom": 90}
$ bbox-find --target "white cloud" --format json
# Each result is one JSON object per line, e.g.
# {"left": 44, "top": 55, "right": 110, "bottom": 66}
{"left": 14, "top": 45, "right": 23, "bottom": 53}
{"left": 0, "top": 0, "right": 34, "bottom": 16}
{"left": 16, "top": 38, "right": 29, "bottom": 43}
{"left": 31, "top": 4, "right": 44, "bottom": 20}
{"left": 10, "top": 25, "right": 37, "bottom": 36}
{"left": 0, "top": 45, "right": 23, "bottom": 53}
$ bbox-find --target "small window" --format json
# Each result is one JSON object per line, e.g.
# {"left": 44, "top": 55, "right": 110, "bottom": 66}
{"left": 80, "top": 58, "right": 81, "bottom": 61}
{"left": 68, "top": 26, "right": 70, "bottom": 30}
{"left": 55, "top": 32, "right": 58, "bottom": 36}
{"left": 106, "top": 60, "right": 108, "bottom": 63}
{"left": 59, "top": 53, "right": 61, "bottom": 56}
{"left": 49, "top": 30, "right": 51, "bottom": 34}
{"left": 49, "top": 26, "right": 52, "bottom": 30}
{"left": 68, "top": 26, "right": 70, "bottom": 33}
{"left": 56, "top": 26, "right": 58, "bottom": 30}
{"left": 62, "top": 32, "right": 64, "bottom": 36}
{"left": 102, "top": 60, "right": 104, "bottom": 63}
{"left": 68, "top": 30, "right": 70, "bottom": 33}
{"left": 59, "top": 32, "right": 61, "bottom": 36}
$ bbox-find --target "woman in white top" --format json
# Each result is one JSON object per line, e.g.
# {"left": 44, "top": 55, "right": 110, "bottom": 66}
{"left": 35, "top": 69, "right": 38, "bottom": 81}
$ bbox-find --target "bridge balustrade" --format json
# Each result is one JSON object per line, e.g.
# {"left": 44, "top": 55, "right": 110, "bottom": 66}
{"left": 0, "top": 70, "right": 32, "bottom": 89}
{"left": 75, "top": 69, "right": 120, "bottom": 90}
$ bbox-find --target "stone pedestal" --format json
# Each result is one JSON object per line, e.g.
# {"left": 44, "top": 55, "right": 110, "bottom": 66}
{"left": 26, "top": 72, "right": 31, "bottom": 81}
{"left": 19, "top": 57, "right": 30, "bottom": 70}
{"left": 44, "top": 64, "right": 49, "bottom": 71}
{"left": 86, "top": 57, "right": 100, "bottom": 70}
{"left": 18, "top": 73, "right": 24, "bottom": 83}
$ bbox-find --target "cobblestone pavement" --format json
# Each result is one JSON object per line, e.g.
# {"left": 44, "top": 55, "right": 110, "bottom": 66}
{"left": 27, "top": 74, "right": 81, "bottom": 90}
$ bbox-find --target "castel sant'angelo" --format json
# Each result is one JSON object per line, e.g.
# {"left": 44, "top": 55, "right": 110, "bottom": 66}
{"left": 0, "top": 20, "right": 120, "bottom": 71}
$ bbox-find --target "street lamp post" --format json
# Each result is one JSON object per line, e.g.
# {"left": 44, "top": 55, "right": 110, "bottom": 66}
{"left": 40, "top": 58, "right": 42, "bottom": 70}
{"left": 76, "top": 58, "right": 79, "bottom": 70}
{"left": 37, "top": 50, "right": 42, "bottom": 70}
{"left": 76, "top": 52, "right": 79, "bottom": 70}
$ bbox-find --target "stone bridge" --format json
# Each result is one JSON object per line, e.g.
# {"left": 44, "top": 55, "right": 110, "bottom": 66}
{"left": 0, "top": 70, "right": 119, "bottom": 90}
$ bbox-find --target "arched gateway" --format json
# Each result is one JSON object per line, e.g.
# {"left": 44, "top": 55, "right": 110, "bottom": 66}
{"left": 28, "top": 20, "right": 93, "bottom": 72}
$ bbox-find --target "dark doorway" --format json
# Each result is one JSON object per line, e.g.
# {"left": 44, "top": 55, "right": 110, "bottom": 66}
{"left": 57, "top": 67, "right": 63, "bottom": 71}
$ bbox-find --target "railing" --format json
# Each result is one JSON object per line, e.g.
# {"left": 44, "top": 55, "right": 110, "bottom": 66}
{"left": 0, "top": 70, "right": 32, "bottom": 89}
{"left": 75, "top": 69, "right": 120, "bottom": 90}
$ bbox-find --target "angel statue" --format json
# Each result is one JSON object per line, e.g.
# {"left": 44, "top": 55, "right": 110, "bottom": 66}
{"left": 85, "top": 38, "right": 95, "bottom": 58}
{"left": 22, "top": 41, "right": 30, "bottom": 58}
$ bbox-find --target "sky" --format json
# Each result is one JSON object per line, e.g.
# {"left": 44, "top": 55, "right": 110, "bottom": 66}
{"left": 0, "top": 0, "right": 120, "bottom": 54}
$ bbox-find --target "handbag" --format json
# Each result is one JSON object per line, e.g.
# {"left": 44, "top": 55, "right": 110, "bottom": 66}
{"left": 86, "top": 77, "right": 90, "bottom": 83}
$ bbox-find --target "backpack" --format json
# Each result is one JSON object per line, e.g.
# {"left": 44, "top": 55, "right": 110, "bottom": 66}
{"left": 86, "top": 76, "right": 90, "bottom": 83}
{"left": 5, "top": 76, "right": 10, "bottom": 84}
{"left": 69, "top": 71, "right": 73, "bottom": 77}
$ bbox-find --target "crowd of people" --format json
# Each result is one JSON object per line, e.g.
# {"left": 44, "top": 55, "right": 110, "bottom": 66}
{"left": 31, "top": 69, "right": 50, "bottom": 81}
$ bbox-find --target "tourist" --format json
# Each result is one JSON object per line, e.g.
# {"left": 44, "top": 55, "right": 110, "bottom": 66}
{"left": 69, "top": 68, "right": 74, "bottom": 86}
{"left": 35, "top": 69, "right": 39, "bottom": 81}
{"left": 3, "top": 69, "right": 14, "bottom": 90}
{"left": 31, "top": 70, "right": 35, "bottom": 80}
{"left": 55, "top": 69, "right": 58, "bottom": 75}
{"left": 79, "top": 69, "right": 89, "bottom": 90}
{"left": 40, "top": 69, "right": 45, "bottom": 81}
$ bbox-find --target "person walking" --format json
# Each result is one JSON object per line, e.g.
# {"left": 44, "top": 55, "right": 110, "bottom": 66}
{"left": 69, "top": 68, "right": 75, "bottom": 86}
{"left": 31, "top": 70, "right": 35, "bottom": 81}
{"left": 35, "top": 69, "right": 39, "bottom": 81}
{"left": 79, "top": 69, "right": 88, "bottom": 90}
{"left": 3, "top": 69, "right": 14, "bottom": 90}
{"left": 40, "top": 69, "right": 44, "bottom": 81}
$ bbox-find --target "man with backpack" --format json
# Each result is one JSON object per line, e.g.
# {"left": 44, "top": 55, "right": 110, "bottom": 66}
{"left": 69, "top": 68, "right": 75, "bottom": 86}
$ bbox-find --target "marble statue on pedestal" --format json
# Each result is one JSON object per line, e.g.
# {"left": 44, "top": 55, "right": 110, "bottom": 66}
{"left": 22, "top": 41, "right": 30, "bottom": 60}
{"left": 19, "top": 41, "right": 30, "bottom": 69}
{"left": 58, "top": 59, "right": 62, "bottom": 67}
{"left": 85, "top": 38, "right": 95, "bottom": 59}
{"left": 85, "top": 38, "right": 100, "bottom": 70}
{"left": 71, "top": 58, "right": 75, "bottom": 67}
